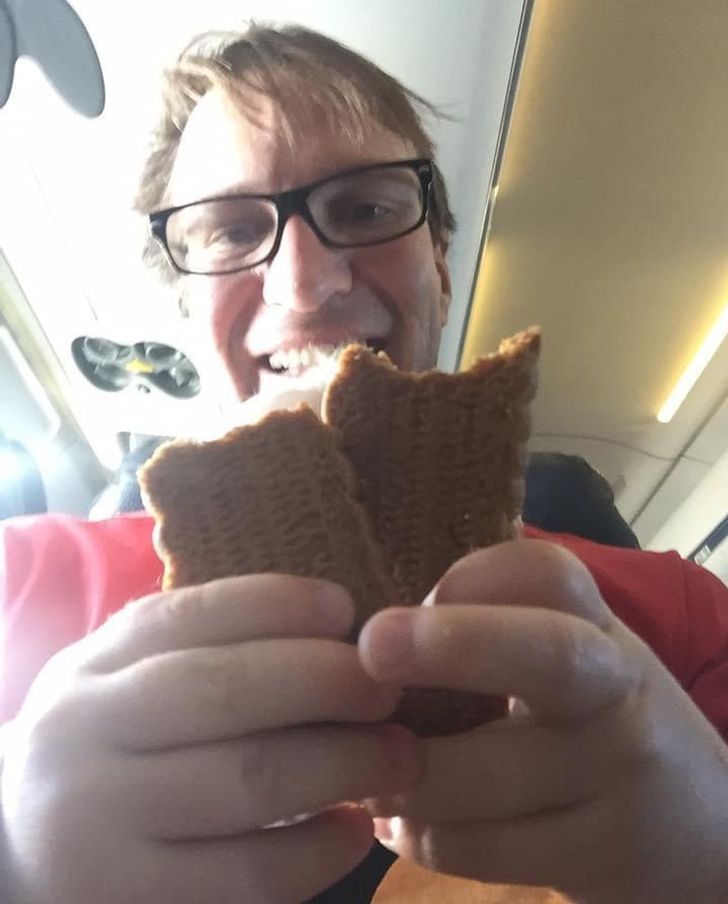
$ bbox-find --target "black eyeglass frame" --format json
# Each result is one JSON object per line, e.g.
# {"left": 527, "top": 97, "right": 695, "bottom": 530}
{"left": 148, "top": 158, "right": 434, "bottom": 276}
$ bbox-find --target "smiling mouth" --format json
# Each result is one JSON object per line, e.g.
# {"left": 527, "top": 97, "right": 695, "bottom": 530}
{"left": 259, "top": 338, "right": 387, "bottom": 377}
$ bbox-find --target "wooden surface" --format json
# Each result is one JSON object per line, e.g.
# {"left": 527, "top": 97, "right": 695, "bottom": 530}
{"left": 372, "top": 859, "right": 573, "bottom": 903}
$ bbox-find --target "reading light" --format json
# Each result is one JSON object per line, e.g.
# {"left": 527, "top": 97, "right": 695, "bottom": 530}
{"left": 657, "top": 304, "right": 728, "bottom": 424}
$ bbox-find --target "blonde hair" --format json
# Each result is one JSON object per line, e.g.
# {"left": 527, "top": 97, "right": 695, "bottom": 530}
{"left": 135, "top": 23, "right": 455, "bottom": 281}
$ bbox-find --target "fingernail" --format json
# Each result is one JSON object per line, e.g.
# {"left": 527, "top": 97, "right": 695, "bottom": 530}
{"left": 316, "top": 582, "right": 354, "bottom": 631}
{"left": 374, "top": 816, "right": 402, "bottom": 846}
{"left": 364, "top": 609, "right": 415, "bottom": 680}
{"left": 422, "top": 585, "right": 438, "bottom": 607}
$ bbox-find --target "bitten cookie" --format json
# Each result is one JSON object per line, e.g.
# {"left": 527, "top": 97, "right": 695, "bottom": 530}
{"left": 139, "top": 406, "right": 395, "bottom": 635}
{"left": 324, "top": 328, "right": 540, "bottom": 734}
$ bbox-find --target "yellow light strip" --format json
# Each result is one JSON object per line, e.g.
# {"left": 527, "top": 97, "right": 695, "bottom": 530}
{"left": 657, "top": 304, "right": 728, "bottom": 423}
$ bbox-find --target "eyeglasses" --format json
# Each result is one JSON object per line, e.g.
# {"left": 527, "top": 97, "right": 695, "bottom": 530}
{"left": 149, "top": 158, "right": 433, "bottom": 276}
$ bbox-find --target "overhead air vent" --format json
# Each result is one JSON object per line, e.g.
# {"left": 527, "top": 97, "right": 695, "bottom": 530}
{"left": 71, "top": 336, "right": 201, "bottom": 399}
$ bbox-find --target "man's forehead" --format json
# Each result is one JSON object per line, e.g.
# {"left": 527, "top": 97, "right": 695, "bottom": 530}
{"left": 167, "top": 88, "right": 416, "bottom": 206}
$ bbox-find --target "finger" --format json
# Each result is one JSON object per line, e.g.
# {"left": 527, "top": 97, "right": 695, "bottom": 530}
{"left": 428, "top": 539, "right": 614, "bottom": 628}
{"left": 372, "top": 795, "right": 619, "bottom": 896}
{"left": 98, "top": 638, "right": 402, "bottom": 749}
{"left": 359, "top": 604, "right": 635, "bottom": 722}
{"left": 84, "top": 574, "right": 355, "bottom": 672}
{"left": 365, "top": 695, "right": 641, "bottom": 821}
{"left": 151, "top": 805, "right": 375, "bottom": 904}
{"left": 128, "top": 723, "right": 424, "bottom": 839}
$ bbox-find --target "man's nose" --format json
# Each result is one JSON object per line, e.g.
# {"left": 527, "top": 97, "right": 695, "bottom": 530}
{"left": 261, "top": 215, "right": 353, "bottom": 312}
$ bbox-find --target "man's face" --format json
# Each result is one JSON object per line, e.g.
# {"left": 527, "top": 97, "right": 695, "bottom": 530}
{"left": 167, "top": 90, "right": 452, "bottom": 402}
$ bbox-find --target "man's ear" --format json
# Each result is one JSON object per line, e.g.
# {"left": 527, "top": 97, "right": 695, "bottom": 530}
{"left": 433, "top": 241, "right": 452, "bottom": 327}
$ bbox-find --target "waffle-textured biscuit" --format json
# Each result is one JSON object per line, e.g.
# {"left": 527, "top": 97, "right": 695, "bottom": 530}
{"left": 324, "top": 327, "right": 540, "bottom": 604}
{"left": 324, "top": 327, "right": 540, "bottom": 735}
{"left": 140, "top": 406, "right": 395, "bottom": 633}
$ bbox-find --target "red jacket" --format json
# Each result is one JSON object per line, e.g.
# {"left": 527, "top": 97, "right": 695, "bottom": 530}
{"left": 2, "top": 513, "right": 728, "bottom": 741}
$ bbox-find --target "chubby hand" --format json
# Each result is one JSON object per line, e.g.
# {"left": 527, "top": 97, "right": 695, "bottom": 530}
{"left": 358, "top": 539, "right": 728, "bottom": 904}
{"left": 1, "top": 575, "right": 423, "bottom": 904}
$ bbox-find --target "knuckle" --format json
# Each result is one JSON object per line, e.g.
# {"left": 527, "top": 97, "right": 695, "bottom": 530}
{"left": 28, "top": 697, "right": 73, "bottom": 749}
{"left": 621, "top": 680, "right": 664, "bottom": 767}
{"left": 534, "top": 542, "right": 605, "bottom": 618}
{"left": 547, "top": 619, "right": 626, "bottom": 717}
{"left": 120, "top": 588, "right": 168, "bottom": 624}
{"left": 548, "top": 620, "right": 587, "bottom": 691}
{"left": 16, "top": 702, "right": 86, "bottom": 775}
{"left": 525, "top": 540, "right": 588, "bottom": 595}
{"left": 180, "top": 578, "right": 222, "bottom": 614}
{"left": 18, "top": 664, "right": 89, "bottom": 756}
{"left": 236, "top": 735, "right": 285, "bottom": 821}
{"left": 125, "top": 583, "right": 201, "bottom": 631}
{"left": 153, "top": 585, "right": 201, "bottom": 626}
{"left": 185, "top": 648, "right": 243, "bottom": 717}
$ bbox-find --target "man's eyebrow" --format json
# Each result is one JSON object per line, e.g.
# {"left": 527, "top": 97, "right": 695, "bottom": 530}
{"left": 166, "top": 182, "right": 264, "bottom": 208}
{"left": 213, "top": 181, "right": 270, "bottom": 198}
{"left": 195, "top": 159, "right": 401, "bottom": 202}
{"left": 201, "top": 179, "right": 299, "bottom": 202}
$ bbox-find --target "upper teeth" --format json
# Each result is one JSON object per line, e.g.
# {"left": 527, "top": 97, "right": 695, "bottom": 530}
{"left": 268, "top": 344, "right": 342, "bottom": 373}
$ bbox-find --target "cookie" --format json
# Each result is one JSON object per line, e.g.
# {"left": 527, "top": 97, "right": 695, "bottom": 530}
{"left": 139, "top": 406, "right": 395, "bottom": 634}
{"left": 323, "top": 328, "right": 540, "bottom": 735}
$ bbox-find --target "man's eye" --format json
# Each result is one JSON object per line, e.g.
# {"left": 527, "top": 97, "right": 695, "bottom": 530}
{"left": 332, "top": 200, "right": 395, "bottom": 224}
{"left": 351, "top": 202, "right": 390, "bottom": 220}
{"left": 207, "top": 221, "right": 266, "bottom": 248}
